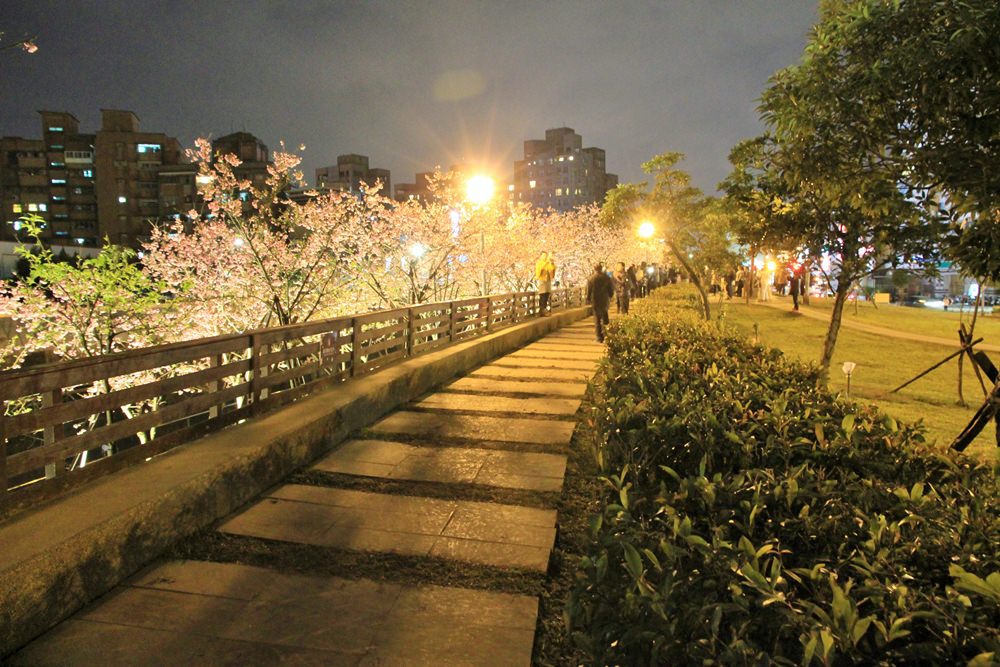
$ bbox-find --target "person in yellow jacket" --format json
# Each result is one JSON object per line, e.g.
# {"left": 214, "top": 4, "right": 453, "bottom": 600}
{"left": 535, "top": 251, "right": 556, "bottom": 315}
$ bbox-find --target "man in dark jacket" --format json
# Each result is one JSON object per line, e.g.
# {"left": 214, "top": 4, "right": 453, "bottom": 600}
{"left": 586, "top": 263, "right": 615, "bottom": 343}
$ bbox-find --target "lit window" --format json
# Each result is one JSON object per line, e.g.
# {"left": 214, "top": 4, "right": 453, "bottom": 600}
{"left": 555, "top": 188, "right": 563, "bottom": 196}
{"left": 12, "top": 204, "right": 22, "bottom": 213}
{"left": 50, "top": 161, "right": 65, "bottom": 167}
{"left": 508, "top": 184, "right": 514, "bottom": 192}
{"left": 51, "top": 178, "right": 66, "bottom": 184}
{"left": 50, "top": 144, "right": 63, "bottom": 150}
{"left": 529, "top": 180, "right": 536, "bottom": 189}
{"left": 118, "top": 196, "right": 127, "bottom": 203}
{"left": 568, "top": 156, "right": 574, "bottom": 161}
{"left": 83, "top": 169, "right": 93, "bottom": 178}
{"left": 137, "top": 143, "right": 162, "bottom": 153}
{"left": 75, "top": 238, "right": 85, "bottom": 245}
{"left": 39, "top": 203, "right": 47, "bottom": 211}
{"left": 53, "top": 196, "right": 66, "bottom": 202}
{"left": 558, "top": 157, "right": 564, "bottom": 162}
{"left": 48, "top": 126, "right": 64, "bottom": 132}
{"left": 28, "top": 203, "right": 38, "bottom": 212}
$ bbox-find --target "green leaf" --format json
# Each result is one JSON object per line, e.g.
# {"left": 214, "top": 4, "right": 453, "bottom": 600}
{"left": 623, "top": 542, "right": 644, "bottom": 581}
{"left": 852, "top": 616, "right": 873, "bottom": 646}
{"left": 968, "top": 653, "right": 997, "bottom": 667}
{"left": 888, "top": 616, "right": 911, "bottom": 642}
{"left": 841, "top": 414, "right": 856, "bottom": 433}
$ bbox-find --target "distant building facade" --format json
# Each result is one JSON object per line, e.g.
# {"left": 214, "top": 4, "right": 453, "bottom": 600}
{"left": 0, "top": 112, "right": 279, "bottom": 251}
{"left": 510, "top": 127, "right": 617, "bottom": 212}
{"left": 393, "top": 172, "right": 434, "bottom": 203}
{"left": 316, "top": 154, "right": 390, "bottom": 197}
{"left": 1, "top": 109, "right": 183, "bottom": 249}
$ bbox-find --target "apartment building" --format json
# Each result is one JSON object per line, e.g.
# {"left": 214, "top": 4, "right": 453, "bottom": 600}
{"left": 510, "top": 127, "right": 618, "bottom": 212}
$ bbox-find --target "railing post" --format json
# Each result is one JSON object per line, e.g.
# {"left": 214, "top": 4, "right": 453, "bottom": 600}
{"left": 449, "top": 301, "right": 459, "bottom": 341}
{"left": 485, "top": 297, "right": 493, "bottom": 332}
{"left": 406, "top": 307, "right": 416, "bottom": 357}
{"left": 42, "top": 388, "right": 62, "bottom": 479}
{"left": 250, "top": 333, "right": 264, "bottom": 415}
{"left": 1, "top": 404, "right": 8, "bottom": 516}
{"left": 350, "top": 318, "right": 361, "bottom": 377}
{"left": 208, "top": 353, "right": 223, "bottom": 420}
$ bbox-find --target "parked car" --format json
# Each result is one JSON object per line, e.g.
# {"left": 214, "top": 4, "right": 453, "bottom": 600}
{"left": 902, "top": 295, "right": 928, "bottom": 307}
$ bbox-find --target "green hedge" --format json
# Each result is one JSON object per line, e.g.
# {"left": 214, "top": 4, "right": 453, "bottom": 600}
{"left": 568, "top": 286, "right": 1000, "bottom": 666}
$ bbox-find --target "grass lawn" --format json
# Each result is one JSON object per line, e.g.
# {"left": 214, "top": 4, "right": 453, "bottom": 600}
{"left": 714, "top": 297, "right": 999, "bottom": 463}
{"left": 800, "top": 295, "right": 1000, "bottom": 341}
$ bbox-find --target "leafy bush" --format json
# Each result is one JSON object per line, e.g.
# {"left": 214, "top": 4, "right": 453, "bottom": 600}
{"left": 569, "top": 285, "right": 1000, "bottom": 666}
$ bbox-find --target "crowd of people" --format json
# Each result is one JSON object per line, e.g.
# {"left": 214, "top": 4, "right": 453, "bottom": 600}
{"left": 532, "top": 250, "right": 683, "bottom": 342}
{"left": 717, "top": 263, "right": 807, "bottom": 311}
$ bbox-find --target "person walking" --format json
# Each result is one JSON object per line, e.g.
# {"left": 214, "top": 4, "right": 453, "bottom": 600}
{"left": 534, "top": 251, "right": 556, "bottom": 316}
{"left": 626, "top": 264, "right": 639, "bottom": 298}
{"left": 789, "top": 270, "right": 803, "bottom": 311}
{"left": 586, "top": 263, "right": 615, "bottom": 343}
{"left": 613, "top": 262, "right": 631, "bottom": 315}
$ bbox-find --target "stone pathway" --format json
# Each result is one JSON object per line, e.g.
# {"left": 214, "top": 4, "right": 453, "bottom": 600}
{"left": 11, "top": 319, "right": 603, "bottom": 666}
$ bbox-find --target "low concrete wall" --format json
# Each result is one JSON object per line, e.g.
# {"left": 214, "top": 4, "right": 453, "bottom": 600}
{"left": 0, "top": 307, "right": 590, "bottom": 656}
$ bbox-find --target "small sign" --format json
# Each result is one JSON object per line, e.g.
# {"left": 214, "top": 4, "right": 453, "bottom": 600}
{"left": 320, "top": 331, "right": 339, "bottom": 364}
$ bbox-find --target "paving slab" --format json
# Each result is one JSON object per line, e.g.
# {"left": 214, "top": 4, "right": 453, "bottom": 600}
{"left": 370, "top": 410, "right": 576, "bottom": 446}
{"left": 521, "top": 341, "right": 604, "bottom": 352}
{"left": 508, "top": 348, "right": 604, "bottom": 361}
{"left": 315, "top": 440, "right": 567, "bottom": 491}
{"left": 470, "top": 364, "right": 593, "bottom": 382}
{"left": 490, "top": 356, "right": 598, "bottom": 371}
{"left": 444, "top": 376, "right": 588, "bottom": 397}
{"left": 11, "top": 560, "right": 537, "bottom": 666}
{"left": 413, "top": 392, "right": 581, "bottom": 416}
{"left": 219, "top": 485, "right": 557, "bottom": 571}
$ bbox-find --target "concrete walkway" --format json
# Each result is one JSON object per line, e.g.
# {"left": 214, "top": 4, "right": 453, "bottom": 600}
{"left": 760, "top": 298, "right": 1000, "bottom": 353}
{"left": 11, "top": 319, "right": 604, "bottom": 666}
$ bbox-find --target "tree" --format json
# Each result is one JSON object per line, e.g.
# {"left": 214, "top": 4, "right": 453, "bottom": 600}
{"left": 2, "top": 216, "right": 172, "bottom": 366}
{"left": 602, "top": 153, "right": 719, "bottom": 319}
{"left": 144, "top": 139, "right": 365, "bottom": 335}
{"left": 755, "top": 6, "right": 949, "bottom": 371}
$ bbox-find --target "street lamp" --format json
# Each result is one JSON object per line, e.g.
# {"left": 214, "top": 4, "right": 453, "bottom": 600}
{"left": 466, "top": 174, "right": 495, "bottom": 207}
{"left": 637, "top": 221, "right": 655, "bottom": 239}
{"left": 465, "top": 174, "right": 496, "bottom": 296}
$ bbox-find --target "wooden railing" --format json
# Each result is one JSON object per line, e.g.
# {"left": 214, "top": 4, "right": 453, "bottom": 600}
{"left": 0, "top": 287, "right": 585, "bottom": 514}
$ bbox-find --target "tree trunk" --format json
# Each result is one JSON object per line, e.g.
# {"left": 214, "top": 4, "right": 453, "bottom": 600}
{"left": 667, "top": 239, "right": 710, "bottom": 320}
{"left": 820, "top": 278, "right": 851, "bottom": 372}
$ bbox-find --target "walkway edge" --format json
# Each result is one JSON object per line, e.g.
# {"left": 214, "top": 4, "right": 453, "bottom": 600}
{"left": 0, "top": 306, "right": 589, "bottom": 657}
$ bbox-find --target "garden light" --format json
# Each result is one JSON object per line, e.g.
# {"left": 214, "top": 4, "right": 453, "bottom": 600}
{"left": 841, "top": 361, "right": 856, "bottom": 397}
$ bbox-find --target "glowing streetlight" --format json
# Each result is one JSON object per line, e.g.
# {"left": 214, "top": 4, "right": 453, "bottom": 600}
{"left": 766, "top": 260, "right": 777, "bottom": 273}
{"left": 465, "top": 174, "right": 495, "bottom": 206}
{"left": 408, "top": 242, "right": 427, "bottom": 259}
{"left": 637, "top": 221, "right": 655, "bottom": 239}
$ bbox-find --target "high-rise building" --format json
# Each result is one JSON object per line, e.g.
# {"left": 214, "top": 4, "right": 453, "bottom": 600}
{"left": 315, "top": 154, "right": 390, "bottom": 197}
{"left": 1, "top": 112, "right": 279, "bottom": 249}
{"left": 94, "top": 109, "right": 182, "bottom": 246}
{"left": 510, "top": 127, "right": 618, "bottom": 212}
{"left": 1, "top": 111, "right": 101, "bottom": 247}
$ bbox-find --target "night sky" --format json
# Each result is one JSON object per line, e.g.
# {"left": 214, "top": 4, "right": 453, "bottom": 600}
{"left": 0, "top": 1, "right": 817, "bottom": 193}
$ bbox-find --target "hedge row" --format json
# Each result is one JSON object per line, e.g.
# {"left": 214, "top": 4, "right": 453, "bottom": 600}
{"left": 568, "top": 286, "right": 1000, "bottom": 666}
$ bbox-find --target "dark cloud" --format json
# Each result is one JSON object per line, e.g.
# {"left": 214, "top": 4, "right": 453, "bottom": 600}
{"left": 0, "top": 0, "right": 816, "bottom": 191}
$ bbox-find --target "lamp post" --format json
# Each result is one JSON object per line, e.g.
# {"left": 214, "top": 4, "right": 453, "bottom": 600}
{"left": 465, "top": 174, "right": 495, "bottom": 296}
